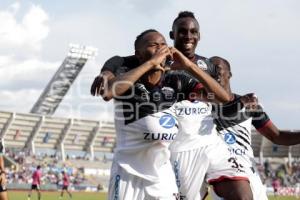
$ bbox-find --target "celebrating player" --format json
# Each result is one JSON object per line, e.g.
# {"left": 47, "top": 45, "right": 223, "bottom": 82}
{"left": 93, "top": 28, "right": 230, "bottom": 199}
{"left": 209, "top": 56, "right": 300, "bottom": 200}
{"left": 168, "top": 12, "right": 254, "bottom": 200}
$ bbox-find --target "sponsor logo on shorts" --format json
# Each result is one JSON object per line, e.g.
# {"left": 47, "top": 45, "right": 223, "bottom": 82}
{"left": 143, "top": 132, "right": 177, "bottom": 141}
{"left": 159, "top": 114, "right": 176, "bottom": 129}
{"left": 228, "top": 147, "right": 246, "bottom": 156}
{"left": 224, "top": 132, "right": 236, "bottom": 144}
{"left": 114, "top": 175, "right": 120, "bottom": 200}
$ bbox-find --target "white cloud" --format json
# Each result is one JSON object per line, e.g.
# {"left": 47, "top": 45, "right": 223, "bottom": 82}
{"left": 0, "top": 57, "right": 59, "bottom": 90}
{"left": 0, "top": 3, "right": 49, "bottom": 51}
{"left": 0, "top": 89, "right": 41, "bottom": 113}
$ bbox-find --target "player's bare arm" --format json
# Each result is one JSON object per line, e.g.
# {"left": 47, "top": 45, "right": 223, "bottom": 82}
{"left": 170, "top": 47, "right": 231, "bottom": 103}
{"left": 258, "top": 122, "right": 300, "bottom": 145}
{"left": 90, "top": 71, "right": 115, "bottom": 96}
{"left": 0, "top": 156, "right": 6, "bottom": 187}
{"left": 99, "top": 46, "right": 171, "bottom": 101}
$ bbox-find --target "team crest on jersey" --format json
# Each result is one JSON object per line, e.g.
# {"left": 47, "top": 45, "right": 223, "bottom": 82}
{"left": 159, "top": 114, "right": 176, "bottom": 129}
{"left": 224, "top": 132, "right": 236, "bottom": 144}
{"left": 196, "top": 59, "right": 208, "bottom": 71}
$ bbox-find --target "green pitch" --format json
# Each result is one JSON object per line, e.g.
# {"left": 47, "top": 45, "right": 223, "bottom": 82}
{"left": 7, "top": 191, "right": 299, "bottom": 200}
{"left": 8, "top": 191, "right": 107, "bottom": 200}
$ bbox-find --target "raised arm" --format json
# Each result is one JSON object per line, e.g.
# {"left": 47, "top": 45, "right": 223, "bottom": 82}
{"left": 258, "top": 121, "right": 300, "bottom": 145}
{"left": 91, "top": 47, "right": 170, "bottom": 101}
{"left": 169, "top": 47, "right": 231, "bottom": 103}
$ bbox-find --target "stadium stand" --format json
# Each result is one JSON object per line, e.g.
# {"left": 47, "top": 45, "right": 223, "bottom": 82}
{"left": 2, "top": 110, "right": 300, "bottom": 194}
{"left": 0, "top": 110, "right": 116, "bottom": 161}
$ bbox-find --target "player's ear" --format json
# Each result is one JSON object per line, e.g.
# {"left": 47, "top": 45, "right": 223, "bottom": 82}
{"left": 169, "top": 31, "right": 174, "bottom": 40}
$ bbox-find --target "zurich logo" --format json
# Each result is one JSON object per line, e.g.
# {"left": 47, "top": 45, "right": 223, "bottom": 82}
{"left": 159, "top": 114, "right": 176, "bottom": 129}
{"left": 224, "top": 132, "right": 236, "bottom": 145}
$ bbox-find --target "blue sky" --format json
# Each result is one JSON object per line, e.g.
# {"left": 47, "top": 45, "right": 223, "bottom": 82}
{"left": 0, "top": 0, "right": 299, "bottom": 129}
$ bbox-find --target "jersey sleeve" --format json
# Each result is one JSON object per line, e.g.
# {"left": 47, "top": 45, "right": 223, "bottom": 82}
{"left": 250, "top": 105, "right": 271, "bottom": 129}
{"left": 100, "top": 56, "right": 125, "bottom": 75}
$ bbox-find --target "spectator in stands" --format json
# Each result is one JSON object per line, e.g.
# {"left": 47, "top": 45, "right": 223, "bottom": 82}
{"left": 73, "top": 134, "right": 79, "bottom": 144}
{"left": 28, "top": 165, "right": 42, "bottom": 200}
{"left": 97, "top": 183, "right": 104, "bottom": 191}
{"left": 101, "top": 136, "right": 108, "bottom": 146}
{"left": 43, "top": 132, "right": 51, "bottom": 143}
{"left": 0, "top": 141, "right": 9, "bottom": 200}
{"left": 13, "top": 129, "right": 21, "bottom": 140}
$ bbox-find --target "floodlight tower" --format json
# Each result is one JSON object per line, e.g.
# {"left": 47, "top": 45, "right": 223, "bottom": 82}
{"left": 26, "top": 44, "right": 97, "bottom": 156}
{"left": 30, "top": 44, "right": 98, "bottom": 115}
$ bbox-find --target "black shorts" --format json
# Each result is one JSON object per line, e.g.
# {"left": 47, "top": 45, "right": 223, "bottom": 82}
{"left": 31, "top": 185, "right": 39, "bottom": 190}
{"left": 62, "top": 185, "right": 69, "bottom": 190}
{"left": 0, "top": 185, "right": 7, "bottom": 192}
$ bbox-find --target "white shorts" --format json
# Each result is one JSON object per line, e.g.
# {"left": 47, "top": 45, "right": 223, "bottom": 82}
{"left": 171, "top": 140, "right": 248, "bottom": 200}
{"left": 108, "top": 160, "right": 179, "bottom": 200}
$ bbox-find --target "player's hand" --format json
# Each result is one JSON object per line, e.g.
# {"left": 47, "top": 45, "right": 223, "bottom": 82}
{"left": 148, "top": 46, "right": 172, "bottom": 70}
{"left": 169, "top": 47, "right": 194, "bottom": 71}
{"left": 0, "top": 172, "right": 7, "bottom": 187}
{"left": 90, "top": 71, "right": 114, "bottom": 96}
{"left": 240, "top": 93, "right": 259, "bottom": 111}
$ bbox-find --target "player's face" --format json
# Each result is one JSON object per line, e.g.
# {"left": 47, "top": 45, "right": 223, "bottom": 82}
{"left": 172, "top": 17, "right": 200, "bottom": 59}
{"left": 136, "top": 32, "right": 168, "bottom": 64}
{"left": 211, "top": 58, "right": 231, "bottom": 88}
{"left": 136, "top": 32, "right": 167, "bottom": 87}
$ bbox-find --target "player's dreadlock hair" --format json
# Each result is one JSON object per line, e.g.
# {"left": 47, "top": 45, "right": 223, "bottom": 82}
{"left": 172, "top": 11, "right": 197, "bottom": 30}
{"left": 134, "top": 29, "right": 158, "bottom": 50}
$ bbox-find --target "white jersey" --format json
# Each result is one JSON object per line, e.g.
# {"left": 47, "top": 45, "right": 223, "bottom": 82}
{"left": 215, "top": 94, "right": 270, "bottom": 166}
{"left": 169, "top": 100, "right": 220, "bottom": 153}
{"left": 114, "top": 100, "right": 178, "bottom": 183}
{"left": 213, "top": 94, "right": 271, "bottom": 200}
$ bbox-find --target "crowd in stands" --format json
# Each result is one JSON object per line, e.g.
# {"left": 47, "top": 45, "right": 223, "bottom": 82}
{"left": 4, "top": 149, "right": 88, "bottom": 187}
{"left": 6, "top": 147, "right": 300, "bottom": 195}
{"left": 256, "top": 159, "right": 300, "bottom": 187}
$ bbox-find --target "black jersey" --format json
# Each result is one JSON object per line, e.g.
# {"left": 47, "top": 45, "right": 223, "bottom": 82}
{"left": 214, "top": 94, "right": 270, "bottom": 159}
{"left": 101, "top": 55, "right": 212, "bottom": 124}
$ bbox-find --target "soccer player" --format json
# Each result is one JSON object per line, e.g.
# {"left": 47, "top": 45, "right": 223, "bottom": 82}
{"left": 93, "top": 29, "right": 230, "bottom": 199}
{"left": 209, "top": 56, "right": 300, "bottom": 200}
{"left": 0, "top": 141, "right": 9, "bottom": 200}
{"left": 91, "top": 11, "right": 255, "bottom": 200}
{"left": 59, "top": 171, "right": 72, "bottom": 199}
{"left": 28, "top": 165, "right": 42, "bottom": 200}
{"left": 168, "top": 12, "right": 255, "bottom": 200}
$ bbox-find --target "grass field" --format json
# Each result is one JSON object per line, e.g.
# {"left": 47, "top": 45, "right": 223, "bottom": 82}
{"left": 7, "top": 191, "right": 299, "bottom": 200}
